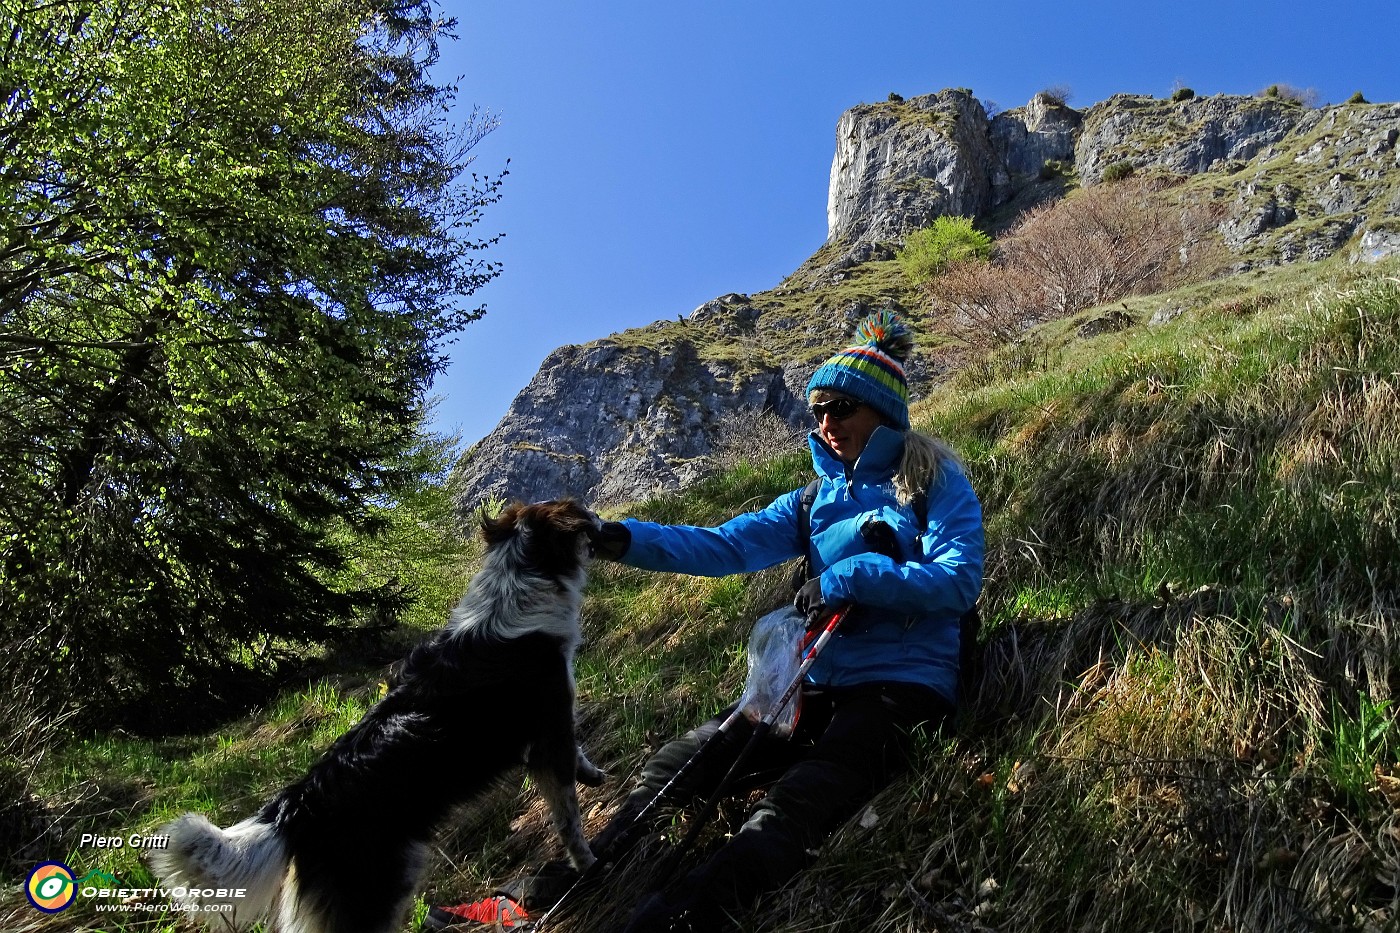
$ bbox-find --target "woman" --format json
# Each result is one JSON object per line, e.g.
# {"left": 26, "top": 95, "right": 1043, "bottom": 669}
{"left": 427, "top": 310, "right": 983, "bottom": 932}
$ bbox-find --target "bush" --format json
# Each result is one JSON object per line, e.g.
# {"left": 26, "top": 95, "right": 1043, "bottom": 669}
{"left": 1171, "top": 86, "right": 1195, "bottom": 102}
{"left": 707, "top": 408, "right": 804, "bottom": 475}
{"left": 1348, "top": 91, "right": 1368, "bottom": 104}
{"left": 1039, "top": 159, "right": 1067, "bottom": 181}
{"left": 1008, "top": 177, "right": 1223, "bottom": 317}
{"left": 897, "top": 216, "right": 993, "bottom": 285}
{"left": 1036, "top": 84, "right": 1073, "bottom": 107}
{"left": 887, "top": 92, "right": 904, "bottom": 103}
{"left": 930, "top": 177, "right": 1225, "bottom": 346}
{"left": 1259, "top": 83, "right": 1319, "bottom": 107}
{"left": 933, "top": 258, "right": 1042, "bottom": 350}
{"left": 1101, "top": 160, "right": 1136, "bottom": 183}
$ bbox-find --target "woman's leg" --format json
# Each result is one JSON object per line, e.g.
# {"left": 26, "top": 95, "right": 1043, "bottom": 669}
{"left": 624, "top": 686, "right": 951, "bottom": 932}
{"left": 590, "top": 704, "right": 803, "bottom": 861}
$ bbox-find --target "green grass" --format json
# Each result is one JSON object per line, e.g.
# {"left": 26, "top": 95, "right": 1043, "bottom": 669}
{"left": 1325, "top": 693, "right": 1396, "bottom": 813}
{"left": 18, "top": 258, "right": 1400, "bottom": 932}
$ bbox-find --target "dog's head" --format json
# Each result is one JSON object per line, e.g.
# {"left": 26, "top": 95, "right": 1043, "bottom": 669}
{"left": 480, "top": 499, "right": 602, "bottom": 579}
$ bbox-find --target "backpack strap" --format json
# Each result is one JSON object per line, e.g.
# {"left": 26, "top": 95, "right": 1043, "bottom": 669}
{"left": 795, "top": 480, "right": 925, "bottom": 583}
{"left": 911, "top": 489, "right": 929, "bottom": 532}
{"left": 793, "top": 478, "right": 822, "bottom": 588}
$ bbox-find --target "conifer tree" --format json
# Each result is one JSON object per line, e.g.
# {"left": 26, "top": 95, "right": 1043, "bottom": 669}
{"left": 0, "top": 0, "right": 503, "bottom": 725}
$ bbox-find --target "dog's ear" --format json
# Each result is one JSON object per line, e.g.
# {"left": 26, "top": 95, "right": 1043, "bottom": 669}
{"left": 537, "top": 499, "right": 598, "bottom": 535}
{"left": 480, "top": 502, "right": 526, "bottom": 545}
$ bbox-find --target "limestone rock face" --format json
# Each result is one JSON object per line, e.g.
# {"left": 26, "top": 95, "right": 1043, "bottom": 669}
{"left": 826, "top": 90, "right": 998, "bottom": 248}
{"left": 453, "top": 336, "right": 804, "bottom": 511}
{"left": 989, "top": 95, "right": 1082, "bottom": 189}
{"left": 1075, "top": 94, "right": 1305, "bottom": 183}
{"left": 823, "top": 90, "right": 1086, "bottom": 254}
{"left": 1357, "top": 226, "right": 1400, "bottom": 263}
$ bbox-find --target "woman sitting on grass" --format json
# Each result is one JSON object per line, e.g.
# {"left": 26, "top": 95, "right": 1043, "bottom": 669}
{"left": 427, "top": 310, "right": 984, "bottom": 933}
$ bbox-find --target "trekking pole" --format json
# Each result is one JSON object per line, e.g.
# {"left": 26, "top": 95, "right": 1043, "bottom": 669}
{"left": 530, "top": 705, "right": 753, "bottom": 932}
{"left": 650, "top": 603, "right": 851, "bottom": 885}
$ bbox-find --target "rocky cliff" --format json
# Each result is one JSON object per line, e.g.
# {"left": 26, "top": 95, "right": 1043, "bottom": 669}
{"left": 454, "top": 89, "right": 1400, "bottom": 515}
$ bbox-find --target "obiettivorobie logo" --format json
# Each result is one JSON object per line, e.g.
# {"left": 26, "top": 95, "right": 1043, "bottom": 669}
{"left": 25, "top": 862, "right": 118, "bottom": 913}
{"left": 23, "top": 861, "right": 246, "bottom": 917}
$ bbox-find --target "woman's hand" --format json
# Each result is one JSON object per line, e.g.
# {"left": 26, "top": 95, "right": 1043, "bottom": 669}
{"left": 589, "top": 522, "right": 632, "bottom": 560}
{"left": 794, "top": 577, "right": 831, "bottom": 624}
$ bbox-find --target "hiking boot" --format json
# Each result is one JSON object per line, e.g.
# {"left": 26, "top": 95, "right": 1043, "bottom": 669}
{"left": 421, "top": 896, "right": 531, "bottom": 931}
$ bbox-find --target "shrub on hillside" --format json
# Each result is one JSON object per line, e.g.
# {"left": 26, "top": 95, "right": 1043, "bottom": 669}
{"left": 1036, "top": 84, "right": 1073, "bottom": 107}
{"left": 1008, "top": 176, "right": 1224, "bottom": 316}
{"left": 1348, "top": 91, "right": 1368, "bottom": 104}
{"left": 926, "top": 259, "right": 1042, "bottom": 350}
{"left": 929, "top": 177, "right": 1224, "bottom": 348}
{"left": 707, "top": 407, "right": 804, "bottom": 475}
{"left": 1101, "top": 160, "right": 1136, "bottom": 183}
{"left": 1260, "top": 82, "right": 1319, "bottom": 107}
{"left": 1171, "top": 86, "right": 1196, "bottom": 102}
{"left": 897, "top": 216, "right": 993, "bottom": 286}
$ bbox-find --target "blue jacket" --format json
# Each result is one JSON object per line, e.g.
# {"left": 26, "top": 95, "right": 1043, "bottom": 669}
{"left": 620, "top": 426, "right": 984, "bottom": 703}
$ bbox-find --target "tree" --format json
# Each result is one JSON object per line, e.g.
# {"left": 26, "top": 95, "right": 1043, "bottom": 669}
{"left": 0, "top": 0, "right": 505, "bottom": 727}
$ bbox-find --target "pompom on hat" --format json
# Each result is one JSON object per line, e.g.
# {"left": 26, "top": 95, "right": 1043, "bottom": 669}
{"left": 805, "top": 309, "right": 914, "bottom": 430}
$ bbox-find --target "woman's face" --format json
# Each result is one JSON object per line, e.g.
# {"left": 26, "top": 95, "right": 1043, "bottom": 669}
{"left": 810, "top": 390, "right": 883, "bottom": 464}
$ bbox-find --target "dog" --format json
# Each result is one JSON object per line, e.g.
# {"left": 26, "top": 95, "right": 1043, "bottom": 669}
{"left": 151, "top": 499, "right": 606, "bottom": 933}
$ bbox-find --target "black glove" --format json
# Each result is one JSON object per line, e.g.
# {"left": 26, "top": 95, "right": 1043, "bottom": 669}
{"left": 589, "top": 521, "right": 631, "bottom": 561}
{"left": 794, "top": 577, "right": 827, "bottom": 623}
{"left": 859, "top": 519, "right": 903, "bottom": 561}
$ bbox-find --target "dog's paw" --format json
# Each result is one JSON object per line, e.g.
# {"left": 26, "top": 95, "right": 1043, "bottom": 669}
{"left": 576, "top": 764, "right": 607, "bottom": 787}
{"left": 575, "top": 747, "right": 606, "bottom": 786}
{"left": 568, "top": 846, "right": 597, "bottom": 873}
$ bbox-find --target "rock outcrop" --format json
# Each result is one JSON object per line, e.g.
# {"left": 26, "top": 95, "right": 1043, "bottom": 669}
{"left": 455, "top": 335, "right": 801, "bottom": 508}
{"left": 456, "top": 90, "right": 1400, "bottom": 516}
{"left": 825, "top": 90, "right": 1083, "bottom": 255}
{"left": 1074, "top": 94, "right": 1303, "bottom": 184}
{"left": 826, "top": 90, "right": 999, "bottom": 248}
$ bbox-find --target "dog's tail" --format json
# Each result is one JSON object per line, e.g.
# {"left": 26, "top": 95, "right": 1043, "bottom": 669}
{"left": 150, "top": 812, "right": 287, "bottom": 929}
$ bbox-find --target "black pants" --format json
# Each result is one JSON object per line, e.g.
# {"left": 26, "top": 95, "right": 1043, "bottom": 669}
{"left": 596, "top": 682, "right": 952, "bottom": 932}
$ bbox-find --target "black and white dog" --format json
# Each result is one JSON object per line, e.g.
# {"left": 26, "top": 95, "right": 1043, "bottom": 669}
{"left": 152, "top": 500, "right": 606, "bottom": 933}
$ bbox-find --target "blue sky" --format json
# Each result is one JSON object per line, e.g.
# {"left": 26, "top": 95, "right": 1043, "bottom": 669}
{"left": 429, "top": 0, "right": 1400, "bottom": 446}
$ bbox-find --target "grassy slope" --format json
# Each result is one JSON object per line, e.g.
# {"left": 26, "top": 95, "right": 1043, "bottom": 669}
{"left": 18, "top": 258, "right": 1400, "bottom": 932}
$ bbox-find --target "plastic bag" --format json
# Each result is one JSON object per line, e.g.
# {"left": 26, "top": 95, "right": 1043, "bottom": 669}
{"left": 735, "top": 606, "right": 807, "bottom": 737}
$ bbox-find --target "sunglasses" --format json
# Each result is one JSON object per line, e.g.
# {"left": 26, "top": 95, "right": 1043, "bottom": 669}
{"left": 809, "top": 398, "right": 865, "bottom": 422}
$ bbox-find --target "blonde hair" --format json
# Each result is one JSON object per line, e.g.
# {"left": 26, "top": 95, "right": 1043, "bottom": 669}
{"left": 894, "top": 429, "right": 959, "bottom": 506}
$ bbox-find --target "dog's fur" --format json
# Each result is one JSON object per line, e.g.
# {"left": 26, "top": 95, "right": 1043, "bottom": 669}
{"left": 151, "top": 500, "right": 605, "bottom": 933}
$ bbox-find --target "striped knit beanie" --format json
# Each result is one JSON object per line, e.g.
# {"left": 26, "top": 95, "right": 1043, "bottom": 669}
{"left": 806, "top": 310, "right": 914, "bottom": 430}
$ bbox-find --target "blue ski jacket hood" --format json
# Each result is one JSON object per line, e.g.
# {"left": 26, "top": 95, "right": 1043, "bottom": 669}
{"left": 619, "top": 426, "right": 984, "bottom": 703}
